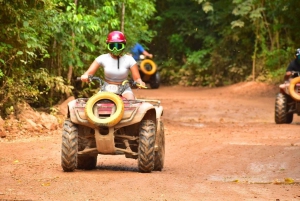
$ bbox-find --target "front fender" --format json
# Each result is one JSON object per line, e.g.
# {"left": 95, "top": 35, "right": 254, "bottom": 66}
{"left": 68, "top": 99, "right": 78, "bottom": 121}
{"left": 67, "top": 99, "right": 96, "bottom": 128}
{"left": 155, "top": 106, "right": 163, "bottom": 118}
{"left": 116, "top": 102, "right": 158, "bottom": 128}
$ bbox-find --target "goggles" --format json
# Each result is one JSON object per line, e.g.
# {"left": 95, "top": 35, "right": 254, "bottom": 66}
{"left": 107, "top": 43, "right": 125, "bottom": 51}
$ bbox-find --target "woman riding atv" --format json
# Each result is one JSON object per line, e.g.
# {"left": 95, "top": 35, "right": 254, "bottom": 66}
{"left": 80, "top": 31, "right": 146, "bottom": 100}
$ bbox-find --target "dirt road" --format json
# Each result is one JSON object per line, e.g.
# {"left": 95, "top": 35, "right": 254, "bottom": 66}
{"left": 0, "top": 82, "right": 300, "bottom": 201}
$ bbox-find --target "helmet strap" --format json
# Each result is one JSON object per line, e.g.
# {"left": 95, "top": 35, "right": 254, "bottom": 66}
{"left": 118, "top": 57, "right": 119, "bottom": 69}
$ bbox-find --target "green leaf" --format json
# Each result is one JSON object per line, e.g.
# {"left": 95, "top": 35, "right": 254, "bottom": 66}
{"left": 23, "top": 21, "right": 29, "bottom": 27}
{"left": 249, "top": 7, "right": 264, "bottom": 20}
{"left": 231, "top": 20, "right": 245, "bottom": 28}
{"left": 202, "top": 2, "right": 213, "bottom": 13}
{"left": 67, "top": 6, "right": 72, "bottom": 12}
{"left": 197, "top": 0, "right": 206, "bottom": 4}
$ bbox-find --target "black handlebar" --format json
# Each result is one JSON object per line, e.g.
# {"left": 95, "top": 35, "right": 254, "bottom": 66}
{"left": 291, "top": 71, "right": 300, "bottom": 76}
{"left": 76, "top": 76, "right": 147, "bottom": 89}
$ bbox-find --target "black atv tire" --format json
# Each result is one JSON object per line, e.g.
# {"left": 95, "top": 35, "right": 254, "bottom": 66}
{"left": 154, "top": 120, "right": 165, "bottom": 171}
{"left": 61, "top": 119, "right": 78, "bottom": 172}
{"left": 138, "top": 120, "right": 156, "bottom": 173}
{"left": 149, "top": 72, "right": 160, "bottom": 89}
{"left": 275, "top": 93, "right": 293, "bottom": 124}
{"left": 77, "top": 155, "right": 97, "bottom": 170}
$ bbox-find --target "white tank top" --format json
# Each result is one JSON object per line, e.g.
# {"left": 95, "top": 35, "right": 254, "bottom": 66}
{"left": 95, "top": 53, "right": 136, "bottom": 83}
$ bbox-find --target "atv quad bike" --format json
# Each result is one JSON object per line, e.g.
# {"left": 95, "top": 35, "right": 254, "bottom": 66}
{"left": 61, "top": 76, "right": 165, "bottom": 173}
{"left": 137, "top": 55, "right": 160, "bottom": 89}
{"left": 275, "top": 71, "right": 300, "bottom": 124}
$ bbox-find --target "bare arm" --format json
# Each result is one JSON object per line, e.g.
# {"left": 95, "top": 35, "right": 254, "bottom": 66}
{"left": 81, "top": 60, "right": 100, "bottom": 82}
{"left": 284, "top": 71, "right": 292, "bottom": 82}
{"left": 142, "top": 50, "right": 153, "bottom": 59}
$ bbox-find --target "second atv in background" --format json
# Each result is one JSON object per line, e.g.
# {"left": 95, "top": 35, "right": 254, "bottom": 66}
{"left": 130, "top": 43, "right": 160, "bottom": 89}
{"left": 137, "top": 55, "right": 160, "bottom": 89}
{"left": 275, "top": 71, "right": 300, "bottom": 124}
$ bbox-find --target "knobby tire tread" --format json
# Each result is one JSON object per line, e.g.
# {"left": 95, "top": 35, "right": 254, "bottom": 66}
{"left": 275, "top": 93, "right": 293, "bottom": 124}
{"left": 61, "top": 119, "right": 78, "bottom": 172}
{"left": 138, "top": 120, "right": 156, "bottom": 173}
{"left": 154, "top": 121, "right": 165, "bottom": 171}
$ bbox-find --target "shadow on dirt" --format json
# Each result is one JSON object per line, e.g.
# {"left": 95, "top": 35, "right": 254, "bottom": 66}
{"left": 95, "top": 165, "right": 139, "bottom": 172}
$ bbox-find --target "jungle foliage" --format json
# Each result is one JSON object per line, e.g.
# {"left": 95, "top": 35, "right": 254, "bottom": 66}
{"left": 0, "top": 0, "right": 299, "bottom": 117}
{"left": 151, "top": 0, "right": 300, "bottom": 86}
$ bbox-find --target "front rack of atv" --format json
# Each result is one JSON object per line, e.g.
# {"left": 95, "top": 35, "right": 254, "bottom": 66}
{"left": 75, "top": 98, "right": 160, "bottom": 107}
{"left": 72, "top": 98, "right": 161, "bottom": 125}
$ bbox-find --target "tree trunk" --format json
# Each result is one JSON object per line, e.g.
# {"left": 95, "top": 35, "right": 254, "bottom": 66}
{"left": 67, "top": 33, "right": 74, "bottom": 84}
{"left": 121, "top": 2, "right": 125, "bottom": 32}
{"left": 252, "top": 23, "right": 260, "bottom": 81}
{"left": 67, "top": 0, "right": 78, "bottom": 85}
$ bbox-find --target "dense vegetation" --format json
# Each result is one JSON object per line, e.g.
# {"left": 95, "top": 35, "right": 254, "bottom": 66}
{"left": 0, "top": 0, "right": 299, "bottom": 117}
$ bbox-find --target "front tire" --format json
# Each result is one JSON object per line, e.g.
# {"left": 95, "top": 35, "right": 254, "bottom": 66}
{"left": 149, "top": 72, "right": 160, "bottom": 89}
{"left": 275, "top": 93, "right": 293, "bottom": 124}
{"left": 154, "top": 121, "right": 165, "bottom": 171}
{"left": 138, "top": 120, "right": 156, "bottom": 173}
{"left": 61, "top": 119, "right": 78, "bottom": 172}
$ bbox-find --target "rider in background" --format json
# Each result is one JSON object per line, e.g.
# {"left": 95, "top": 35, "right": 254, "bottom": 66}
{"left": 131, "top": 43, "right": 153, "bottom": 61}
{"left": 80, "top": 31, "right": 146, "bottom": 100}
{"left": 284, "top": 48, "right": 300, "bottom": 83}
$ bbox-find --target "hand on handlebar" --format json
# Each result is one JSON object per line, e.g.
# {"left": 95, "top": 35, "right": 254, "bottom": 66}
{"left": 136, "top": 82, "right": 147, "bottom": 89}
{"left": 77, "top": 75, "right": 147, "bottom": 89}
{"left": 80, "top": 74, "right": 90, "bottom": 82}
{"left": 122, "top": 80, "right": 147, "bottom": 89}
{"left": 134, "top": 78, "right": 147, "bottom": 89}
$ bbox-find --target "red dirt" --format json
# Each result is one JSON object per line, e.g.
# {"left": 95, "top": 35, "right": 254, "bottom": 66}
{"left": 0, "top": 81, "right": 300, "bottom": 201}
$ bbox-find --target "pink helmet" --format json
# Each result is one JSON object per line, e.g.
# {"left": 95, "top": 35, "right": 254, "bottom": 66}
{"left": 106, "top": 31, "right": 126, "bottom": 44}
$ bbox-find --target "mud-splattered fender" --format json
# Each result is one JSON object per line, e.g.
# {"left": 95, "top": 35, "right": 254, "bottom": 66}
{"left": 116, "top": 102, "right": 159, "bottom": 128}
{"left": 67, "top": 99, "right": 92, "bottom": 127}
{"left": 155, "top": 106, "right": 163, "bottom": 118}
{"left": 67, "top": 99, "right": 77, "bottom": 119}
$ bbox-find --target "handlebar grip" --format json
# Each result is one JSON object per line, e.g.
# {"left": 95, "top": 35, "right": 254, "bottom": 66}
{"left": 136, "top": 83, "right": 147, "bottom": 89}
